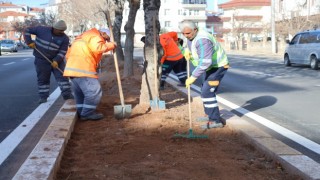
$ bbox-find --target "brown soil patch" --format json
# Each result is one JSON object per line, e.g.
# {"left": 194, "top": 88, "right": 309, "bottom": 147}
{"left": 56, "top": 55, "right": 300, "bottom": 180}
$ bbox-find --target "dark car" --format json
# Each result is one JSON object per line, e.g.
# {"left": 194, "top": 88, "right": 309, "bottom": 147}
{"left": 0, "top": 39, "right": 18, "bottom": 52}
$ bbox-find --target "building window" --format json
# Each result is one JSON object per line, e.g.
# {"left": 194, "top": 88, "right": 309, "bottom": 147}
{"left": 165, "top": 21, "right": 171, "bottom": 27}
{"left": 178, "top": 9, "right": 183, "bottom": 15}
{"left": 164, "top": 9, "right": 170, "bottom": 15}
{"left": 194, "top": 10, "right": 199, "bottom": 15}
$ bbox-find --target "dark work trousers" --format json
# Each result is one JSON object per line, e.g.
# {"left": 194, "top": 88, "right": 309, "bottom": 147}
{"left": 34, "top": 57, "right": 73, "bottom": 100}
{"left": 181, "top": 57, "right": 187, "bottom": 73}
{"left": 71, "top": 77, "right": 102, "bottom": 117}
{"left": 161, "top": 58, "right": 187, "bottom": 87}
{"left": 201, "top": 66, "right": 228, "bottom": 122}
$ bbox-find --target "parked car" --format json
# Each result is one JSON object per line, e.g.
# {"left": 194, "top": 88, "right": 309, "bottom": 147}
{"left": 284, "top": 30, "right": 320, "bottom": 70}
{"left": 0, "top": 39, "right": 18, "bottom": 52}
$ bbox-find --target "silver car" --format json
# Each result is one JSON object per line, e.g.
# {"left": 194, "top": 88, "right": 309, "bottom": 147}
{"left": 0, "top": 39, "right": 18, "bottom": 52}
{"left": 284, "top": 30, "right": 320, "bottom": 70}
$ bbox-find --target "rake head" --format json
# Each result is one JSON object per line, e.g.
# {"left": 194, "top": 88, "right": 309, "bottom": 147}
{"left": 173, "top": 129, "right": 208, "bottom": 139}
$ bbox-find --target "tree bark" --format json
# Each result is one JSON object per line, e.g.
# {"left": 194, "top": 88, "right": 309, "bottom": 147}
{"left": 123, "top": 0, "right": 140, "bottom": 77}
{"left": 139, "top": 0, "right": 161, "bottom": 106}
{"left": 113, "top": 0, "right": 125, "bottom": 62}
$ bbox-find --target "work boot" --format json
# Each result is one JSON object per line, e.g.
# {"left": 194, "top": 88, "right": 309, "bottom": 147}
{"left": 38, "top": 98, "right": 47, "bottom": 104}
{"left": 80, "top": 113, "right": 104, "bottom": 121}
{"left": 201, "top": 121, "right": 224, "bottom": 129}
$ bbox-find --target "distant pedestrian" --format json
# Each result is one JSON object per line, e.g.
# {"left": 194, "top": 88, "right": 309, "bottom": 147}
{"left": 24, "top": 20, "right": 74, "bottom": 104}
{"left": 63, "top": 28, "right": 117, "bottom": 121}
{"left": 179, "top": 20, "right": 229, "bottom": 129}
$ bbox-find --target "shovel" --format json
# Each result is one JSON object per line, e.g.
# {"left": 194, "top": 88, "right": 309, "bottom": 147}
{"left": 34, "top": 47, "right": 64, "bottom": 74}
{"left": 106, "top": 11, "right": 132, "bottom": 119}
{"left": 150, "top": 15, "right": 165, "bottom": 110}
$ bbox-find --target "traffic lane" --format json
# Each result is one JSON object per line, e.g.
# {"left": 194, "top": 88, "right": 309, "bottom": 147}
{"left": 0, "top": 52, "right": 58, "bottom": 142}
{"left": 0, "top": 96, "right": 64, "bottom": 179}
{"left": 217, "top": 56, "right": 320, "bottom": 144}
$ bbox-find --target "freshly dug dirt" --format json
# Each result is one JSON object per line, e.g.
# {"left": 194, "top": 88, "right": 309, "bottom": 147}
{"left": 56, "top": 55, "right": 300, "bottom": 180}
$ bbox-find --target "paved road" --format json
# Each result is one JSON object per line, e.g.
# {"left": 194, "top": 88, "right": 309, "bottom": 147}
{"left": 221, "top": 54, "right": 320, "bottom": 144}
{"left": 0, "top": 49, "right": 63, "bottom": 179}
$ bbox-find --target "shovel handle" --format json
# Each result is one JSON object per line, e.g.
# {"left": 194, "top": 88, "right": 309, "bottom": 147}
{"left": 187, "top": 58, "right": 192, "bottom": 129}
{"left": 106, "top": 11, "right": 125, "bottom": 107}
{"left": 34, "top": 47, "right": 64, "bottom": 74}
{"left": 153, "top": 16, "right": 159, "bottom": 105}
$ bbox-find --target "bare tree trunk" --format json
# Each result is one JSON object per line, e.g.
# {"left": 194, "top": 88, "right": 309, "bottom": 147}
{"left": 123, "top": 0, "right": 140, "bottom": 77}
{"left": 139, "top": 0, "right": 161, "bottom": 106}
{"left": 113, "top": 0, "right": 125, "bottom": 62}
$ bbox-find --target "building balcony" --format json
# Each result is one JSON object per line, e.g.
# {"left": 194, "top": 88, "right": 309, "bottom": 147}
{"left": 181, "top": 0, "right": 207, "bottom": 9}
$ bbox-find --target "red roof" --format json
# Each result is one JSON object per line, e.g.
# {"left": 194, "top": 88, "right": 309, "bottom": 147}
{"left": 0, "top": 11, "right": 29, "bottom": 17}
{"left": 219, "top": 0, "right": 270, "bottom": 9}
{"left": 0, "top": 2, "right": 20, "bottom": 7}
{"left": 31, "top": 7, "right": 45, "bottom": 12}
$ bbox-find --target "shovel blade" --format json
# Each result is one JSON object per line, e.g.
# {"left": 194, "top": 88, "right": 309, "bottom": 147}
{"left": 150, "top": 98, "right": 166, "bottom": 110}
{"left": 114, "top": 104, "right": 132, "bottom": 119}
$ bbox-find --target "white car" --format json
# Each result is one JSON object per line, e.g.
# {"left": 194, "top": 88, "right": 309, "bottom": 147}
{"left": 284, "top": 30, "right": 320, "bottom": 70}
{"left": 0, "top": 39, "right": 18, "bottom": 52}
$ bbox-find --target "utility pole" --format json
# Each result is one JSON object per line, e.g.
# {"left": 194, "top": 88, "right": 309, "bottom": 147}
{"left": 271, "top": 0, "right": 276, "bottom": 53}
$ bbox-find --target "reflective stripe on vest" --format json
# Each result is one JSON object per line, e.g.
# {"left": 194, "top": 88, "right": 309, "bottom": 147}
{"left": 191, "top": 29, "right": 228, "bottom": 68}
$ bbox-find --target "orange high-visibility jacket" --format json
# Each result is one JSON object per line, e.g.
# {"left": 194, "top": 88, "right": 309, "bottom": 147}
{"left": 159, "top": 33, "right": 183, "bottom": 64}
{"left": 64, "top": 28, "right": 115, "bottom": 79}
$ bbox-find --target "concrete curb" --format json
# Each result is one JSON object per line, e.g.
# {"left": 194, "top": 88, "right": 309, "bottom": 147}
{"left": 12, "top": 103, "right": 77, "bottom": 180}
{"left": 13, "top": 77, "right": 320, "bottom": 180}
{"left": 166, "top": 77, "right": 320, "bottom": 180}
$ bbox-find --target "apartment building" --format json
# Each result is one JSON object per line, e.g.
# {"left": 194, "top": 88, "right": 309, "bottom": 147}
{"left": 218, "top": 0, "right": 271, "bottom": 45}
{"left": 121, "top": 0, "right": 208, "bottom": 42}
{"left": 0, "top": 2, "right": 44, "bottom": 40}
{"left": 275, "top": 0, "right": 320, "bottom": 21}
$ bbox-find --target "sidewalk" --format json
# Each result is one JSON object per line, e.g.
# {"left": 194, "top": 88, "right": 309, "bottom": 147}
{"left": 226, "top": 49, "right": 283, "bottom": 59}
{"left": 12, "top": 50, "right": 320, "bottom": 179}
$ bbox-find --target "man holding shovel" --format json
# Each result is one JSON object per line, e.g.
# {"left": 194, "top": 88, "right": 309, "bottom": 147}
{"left": 63, "top": 28, "right": 116, "bottom": 121}
{"left": 24, "top": 20, "right": 74, "bottom": 104}
{"left": 179, "top": 20, "right": 229, "bottom": 129}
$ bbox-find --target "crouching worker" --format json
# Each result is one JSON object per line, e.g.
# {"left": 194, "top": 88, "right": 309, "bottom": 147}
{"left": 179, "top": 20, "right": 229, "bottom": 129}
{"left": 63, "top": 28, "right": 117, "bottom": 121}
{"left": 159, "top": 32, "right": 187, "bottom": 90}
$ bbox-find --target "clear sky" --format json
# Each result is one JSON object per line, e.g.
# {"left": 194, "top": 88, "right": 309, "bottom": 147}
{"left": 8, "top": 0, "right": 49, "bottom": 7}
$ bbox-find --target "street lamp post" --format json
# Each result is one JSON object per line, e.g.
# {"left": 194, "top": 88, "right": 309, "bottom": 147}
{"left": 271, "top": 0, "right": 277, "bottom": 53}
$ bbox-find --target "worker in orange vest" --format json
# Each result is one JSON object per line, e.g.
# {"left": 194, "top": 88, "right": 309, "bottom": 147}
{"left": 159, "top": 32, "right": 187, "bottom": 90}
{"left": 63, "top": 28, "right": 117, "bottom": 121}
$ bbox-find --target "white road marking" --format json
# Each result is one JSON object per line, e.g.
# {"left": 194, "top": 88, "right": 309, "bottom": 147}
{"left": 3, "top": 62, "right": 15, "bottom": 66}
{"left": 0, "top": 88, "right": 61, "bottom": 166}
{"left": 168, "top": 74, "right": 320, "bottom": 155}
{"left": 21, "top": 58, "right": 31, "bottom": 61}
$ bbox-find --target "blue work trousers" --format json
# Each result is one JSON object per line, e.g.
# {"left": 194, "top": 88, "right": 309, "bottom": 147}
{"left": 201, "top": 66, "right": 228, "bottom": 122}
{"left": 71, "top": 77, "right": 102, "bottom": 117}
{"left": 161, "top": 58, "right": 187, "bottom": 84}
{"left": 34, "top": 57, "right": 72, "bottom": 99}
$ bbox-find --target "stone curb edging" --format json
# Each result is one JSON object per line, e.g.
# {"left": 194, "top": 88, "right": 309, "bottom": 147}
{"left": 12, "top": 103, "right": 77, "bottom": 180}
{"left": 166, "top": 77, "right": 320, "bottom": 180}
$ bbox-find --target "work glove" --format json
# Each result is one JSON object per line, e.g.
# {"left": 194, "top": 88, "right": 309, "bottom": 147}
{"left": 185, "top": 76, "right": 197, "bottom": 88}
{"left": 183, "top": 49, "right": 192, "bottom": 61}
{"left": 51, "top": 61, "right": 58, "bottom": 69}
{"left": 28, "top": 42, "right": 36, "bottom": 49}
